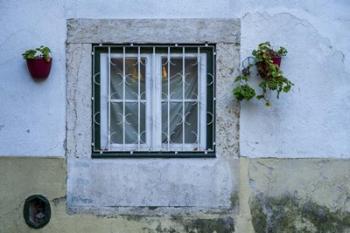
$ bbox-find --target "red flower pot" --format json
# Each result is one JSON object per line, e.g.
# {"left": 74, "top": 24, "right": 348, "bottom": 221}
{"left": 26, "top": 58, "right": 52, "bottom": 81}
{"left": 272, "top": 56, "right": 282, "bottom": 67}
{"left": 256, "top": 55, "right": 282, "bottom": 79}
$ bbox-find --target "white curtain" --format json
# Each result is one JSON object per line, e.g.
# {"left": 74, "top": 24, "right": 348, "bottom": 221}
{"left": 110, "top": 58, "right": 146, "bottom": 144}
{"left": 161, "top": 57, "right": 198, "bottom": 144}
{"left": 110, "top": 57, "right": 198, "bottom": 145}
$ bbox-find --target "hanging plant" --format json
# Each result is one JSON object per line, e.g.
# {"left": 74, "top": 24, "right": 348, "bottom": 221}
{"left": 233, "top": 42, "right": 293, "bottom": 106}
{"left": 22, "top": 46, "right": 52, "bottom": 81}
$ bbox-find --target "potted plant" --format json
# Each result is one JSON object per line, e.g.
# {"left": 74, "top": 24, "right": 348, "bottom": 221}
{"left": 22, "top": 46, "right": 52, "bottom": 81}
{"left": 233, "top": 42, "right": 293, "bottom": 106}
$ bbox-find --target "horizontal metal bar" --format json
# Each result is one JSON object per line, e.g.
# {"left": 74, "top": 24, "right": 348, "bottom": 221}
{"left": 111, "top": 99, "right": 146, "bottom": 103}
{"left": 91, "top": 151, "right": 216, "bottom": 159}
{"left": 93, "top": 44, "right": 215, "bottom": 48}
{"left": 161, "top": 99, "right": 198, "bottom": 102}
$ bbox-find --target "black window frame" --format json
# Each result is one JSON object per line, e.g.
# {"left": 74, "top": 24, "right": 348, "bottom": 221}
{"left": 91, "top": 44, "right": 216, "bottom": 158}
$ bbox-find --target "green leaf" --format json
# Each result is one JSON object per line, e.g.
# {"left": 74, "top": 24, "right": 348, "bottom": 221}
{"left": 283, "top": 85, "right": 291, "bottom": 93}
{"left": 237, "top": 41, "right": 293, "bottom": 106}
{"left": 233, "top": 84, "right": 256, "bottom": 101}
{"left": 22, "top": 46, "right": 51, "bottom": 60}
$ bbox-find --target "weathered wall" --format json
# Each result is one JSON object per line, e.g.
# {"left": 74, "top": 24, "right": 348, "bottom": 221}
{"left": 0, "top": 0, "right": 349, "bottom": 158}
{"left": 0, "top": 157, "right": 236, "bottom": 233}
{"left": 236, "top": 158, "right": 350, "bottom": 233}
{"left": 2, "top": 157, "right": 349, "bottom": 233}
{"left": 240, "top": 11, "right": 350, "bottom": 158}
{"left": 1, "top": 1, "right": 350, "bottom": 232}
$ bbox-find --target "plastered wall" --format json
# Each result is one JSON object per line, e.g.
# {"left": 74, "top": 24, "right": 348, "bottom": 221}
{"left": 1, "top": 1, "right": 350, "bottom": 232}
{"left": 1, "top": 157, "right": 350, "bottom": 233}
{"left": 0, "top": 0, "right": 349, "bottom": 158}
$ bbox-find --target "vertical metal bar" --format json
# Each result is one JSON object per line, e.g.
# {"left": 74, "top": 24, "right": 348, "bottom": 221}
{"left": 197, "top": 47, "right": 200, "bottom": 150}
{"left": 152, "top": 46, "right": 156, "bottom": 150}
{"left": 92, "top": 46, "right": 95, "bottom": 151}
{"left": 122, "top": 46, "right": 126, "bottom": 150}
{"left": 137, "top": 47, "right": 141, "bottom": 151}
{"left": 145, "top": 54, "right": 152, "bottom": 151}
{"left": 182, "top": 47, "right": 185, "bottom": 149}
{"left": 212, "top": 46, "right": 216, "bottom": 151}
{"left": 167, "top": 47, "right": 170, "bottom": 150}
{"left": 107, "top": 46, "right": 111, "bottom": 151}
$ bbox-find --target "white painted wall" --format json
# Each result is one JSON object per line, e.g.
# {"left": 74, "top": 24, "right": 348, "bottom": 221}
{"left": 0, "top": 0, "right": 349, "bottom": 158}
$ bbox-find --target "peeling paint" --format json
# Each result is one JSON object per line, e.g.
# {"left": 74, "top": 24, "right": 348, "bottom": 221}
{"left": 52, "top": 195, "right": 66, "bottom": 206}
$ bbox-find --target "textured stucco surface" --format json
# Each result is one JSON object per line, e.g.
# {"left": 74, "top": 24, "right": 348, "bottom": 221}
{"left": 247, "top": 158, "right": 350, "bottom": 212}
{"left": 240, "top": 12, "right": 350, "bottom": 158}
{"left": 0, "top": 157, "right": 237, "bottom": 233}
{"left": 245, "top": 158, "right": 350, "bottom": 233}
{"left": 2, "top": 157, "right": 350, "bottom": 233}
{"left": 0, "top": 1, "right": 66, "bottom": 157}
{"left": 67, "top": 18, "right": 240, "bottom": 44}
{"left": 1, "top": 1, "right": 350, "bottom": 232}
{"left": 0, "top": 0, "right": 349, "bottom": 158}
{"left": 236, "top": 158, "right": 350, "bottom": 233}
{"left": 66, "top": 19, "right": 241, "bottom": 211}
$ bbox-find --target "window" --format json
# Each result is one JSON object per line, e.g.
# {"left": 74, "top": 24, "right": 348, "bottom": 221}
{"left": 92, "top": 45, "right": 215, "bottom": 157}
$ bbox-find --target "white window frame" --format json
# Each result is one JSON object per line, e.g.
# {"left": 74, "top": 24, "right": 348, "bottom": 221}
{"left": 100, "top": 50, "right": 207, "bottom": 152}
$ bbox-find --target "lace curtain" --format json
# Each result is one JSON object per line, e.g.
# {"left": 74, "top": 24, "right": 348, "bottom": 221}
{"left": 110, "top": 57, "right": 198, "bottom": 145}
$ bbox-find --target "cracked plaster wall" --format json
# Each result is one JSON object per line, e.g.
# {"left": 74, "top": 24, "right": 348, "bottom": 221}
{"left": 239, "top": 4, "right": 350, "bottom": 158}
{"left": 1, "top": 1, "right": 350, "bottom": 231}
{"left": 0, "top": 0, "right": 349, "bottom": 158}
{"left": 240, "top": 11, "right": 350, "bottom": 158}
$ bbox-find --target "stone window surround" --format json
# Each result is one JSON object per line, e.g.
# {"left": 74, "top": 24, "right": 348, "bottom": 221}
{"left": 66, "top": 18, "right": 241, "bottom": 215}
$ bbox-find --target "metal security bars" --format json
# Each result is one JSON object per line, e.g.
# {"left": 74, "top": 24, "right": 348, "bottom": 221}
{"left": 92, "top": 44, "right": 216, "bottom": 158}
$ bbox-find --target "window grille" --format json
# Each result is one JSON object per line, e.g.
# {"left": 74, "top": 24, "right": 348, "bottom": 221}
{"left": 92, "top": 44, "right": 215, "bottom": 158}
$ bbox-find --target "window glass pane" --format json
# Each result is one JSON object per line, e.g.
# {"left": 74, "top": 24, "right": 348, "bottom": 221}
{"left": 125, "top": 102, "right": 139, "bottom": 144}
{"left": 140, "top": 102, "right": 146, "bottom": 144}
{"left": 162, "top": 56, "right": 200, "bottom": 146}
{"left": 140, "top": 58, "right": 146, "bottom": 100}
{"left": 125, "top": 58, "right": 146, "bottom": 100}
{"left": 125, "top": 58, "right": 138, "bottom": 100}
{"left": 185, "top": 102, "right": 198, "bottom": 144}
{"left": 110, "top": 58, "right": 123, "bottom": 99}
{"left": 170, "top": 58, "right": 183, "bottom": 99}
{"left": 110, "top": 102, "right": 146, "bottom": 145}
{"left": 169, "top": 102, "right": 183, "bottom": 143}
{"left": 161, "top": 57, "right": 168, "bottom": 100}
{"left": 161, "top": 102, "right": 168, "bottom": 143}
{"left": 110, "top": 102, "right": 123, "bottom": 144}
{"left": 110, "top": 57, "right": 146, "bottom": 100}
{"left": 185, "top": 57, "right": 198, "bottom": 100}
